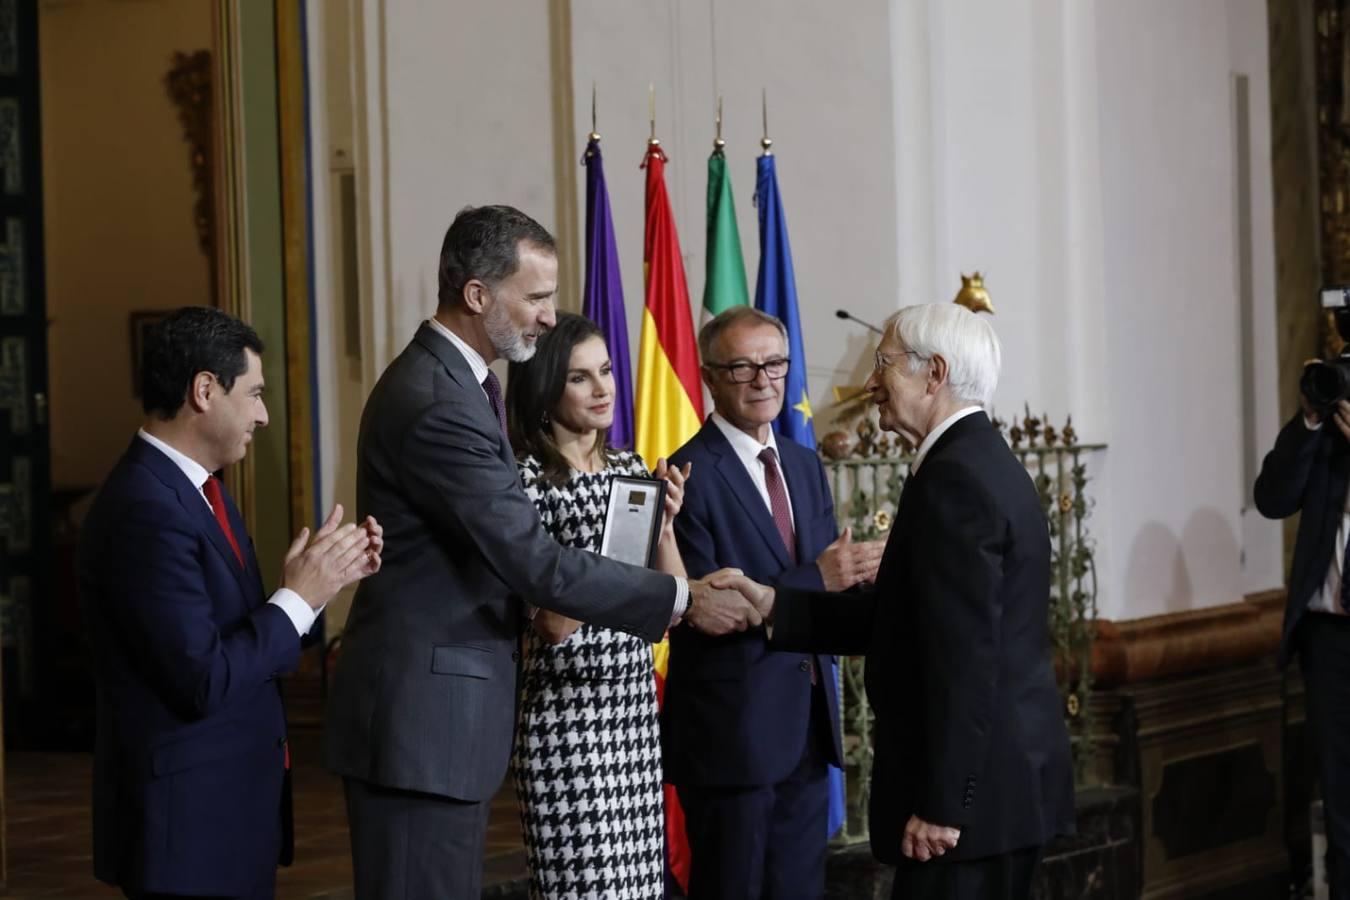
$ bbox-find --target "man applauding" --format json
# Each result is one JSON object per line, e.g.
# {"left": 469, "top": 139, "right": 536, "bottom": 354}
{"left": 80, "top": 307, "right": 382, "bottom": 899}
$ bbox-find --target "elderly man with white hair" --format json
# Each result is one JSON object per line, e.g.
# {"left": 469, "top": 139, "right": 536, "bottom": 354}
{"left": 720, "top": 303, "right": 1076, "bottom": 900}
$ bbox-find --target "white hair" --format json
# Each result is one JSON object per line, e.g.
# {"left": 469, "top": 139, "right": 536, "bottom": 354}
{"left": 883, "top": 303, "right": 1001, "bottom": 407}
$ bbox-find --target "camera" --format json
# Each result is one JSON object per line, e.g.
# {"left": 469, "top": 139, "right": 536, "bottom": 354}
{"left": 1301, "top": 288, "right": 1350, "bottom": 416}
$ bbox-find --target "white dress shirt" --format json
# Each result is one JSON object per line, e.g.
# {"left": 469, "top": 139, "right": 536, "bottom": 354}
{"left": 1302, "top": 416, "right": 1350, "bottom": 616}
{"left": 421, "top": 319, "right": 690, "bottom": 621}
{"left": 136, "top": 429, "right": 319, "bottom": 636}
{"left": 911, "top": 406, "right": 984, "bottom": 475}
{"left": 709, "top": 412, "right": 795, "bottom": 529}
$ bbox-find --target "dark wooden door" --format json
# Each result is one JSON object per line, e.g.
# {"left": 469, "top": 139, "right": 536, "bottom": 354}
{"left": 0, "top": 0, "right": 51, "bottom": 748}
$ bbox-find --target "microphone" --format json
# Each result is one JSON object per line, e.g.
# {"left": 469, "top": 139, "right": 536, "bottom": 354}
{"left": 836, "top": 309, "right": 883, "bottom": 335}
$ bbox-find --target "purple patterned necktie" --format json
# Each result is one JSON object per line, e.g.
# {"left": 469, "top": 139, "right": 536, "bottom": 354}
{"left": 481, "top": 371, "right": 508, "bottom": 441}
{"left": 759, "top": 447, "right": 797, "bottom": 563}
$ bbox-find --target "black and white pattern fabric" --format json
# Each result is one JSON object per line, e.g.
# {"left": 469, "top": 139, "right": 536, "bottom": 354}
{"left": 512, "top": 450, "right": 665, "bottom": 900}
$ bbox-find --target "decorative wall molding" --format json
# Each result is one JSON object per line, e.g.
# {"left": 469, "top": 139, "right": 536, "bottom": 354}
{"left": 1093, "top": 590, "right": 1284, "bottom": 688}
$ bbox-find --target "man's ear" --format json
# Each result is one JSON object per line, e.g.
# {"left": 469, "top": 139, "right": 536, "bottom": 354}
{"left": 700, "top": 365, "right": 716, "bottom": 392}
{"left": 927, "top": 354, "right": 950, "bottom": 395}
{"left": 187, "top": 371, "right": 214, "bottom": 413}
{"left": 462, "top": 279, "right": 489, "bottom": 315}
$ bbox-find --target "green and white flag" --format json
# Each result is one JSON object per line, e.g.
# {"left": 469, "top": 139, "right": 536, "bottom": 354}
{"left": 702, "top": 149, "right": 750, "bottom": 323}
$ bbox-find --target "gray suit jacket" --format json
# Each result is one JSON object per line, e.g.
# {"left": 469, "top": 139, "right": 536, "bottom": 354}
{"left": 324, "top": 323, "right": 676, "bottom": 801}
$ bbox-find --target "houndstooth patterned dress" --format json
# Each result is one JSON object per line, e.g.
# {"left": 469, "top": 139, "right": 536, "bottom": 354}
{"left": 512, "top": 451, "right": 665, "bottom": 900}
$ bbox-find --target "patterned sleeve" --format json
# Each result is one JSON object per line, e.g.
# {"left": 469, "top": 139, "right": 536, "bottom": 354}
{"left": 620, "top": 450, "right": 650, "bottom": 478}
{"left": 516, "top": 455, "right": 554, "bottom": 530}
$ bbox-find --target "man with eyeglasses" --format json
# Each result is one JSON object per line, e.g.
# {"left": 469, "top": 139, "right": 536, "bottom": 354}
{"left": 664, "top": 306, "right": 885, "bottom": 898}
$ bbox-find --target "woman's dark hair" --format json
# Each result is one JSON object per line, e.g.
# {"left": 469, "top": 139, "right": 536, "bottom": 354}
{"left": 141, "top": 306, "right": 264, "bottom": 420}
{"left": 507, "top": 312, "right": 613, "bottom": 487}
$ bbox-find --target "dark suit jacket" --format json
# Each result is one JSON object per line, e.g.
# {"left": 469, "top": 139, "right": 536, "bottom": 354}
{"left": 771, "top": 412, "right": 1075, "bottom": 863}
{"left": 1253, "top": 412, "right": 1350, "bottom": 667}
{"left": 664, "top": 420, "right": 843, "bottom": 787}
{"left": 78, "top": 437, "right": 296, "bottom": 895}
{"left": 324, "top": 323, "right": 677, "bottom": 802}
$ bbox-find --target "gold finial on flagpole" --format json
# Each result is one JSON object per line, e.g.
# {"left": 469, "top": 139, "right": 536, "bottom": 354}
{"left": 713, "top": 94, "right": 725, "bottom": 152}
{"left": 588, "top": 82, "right": 600, "bottom": 142}
{"left": 760, "top": 88, "right": 773, "bottom": 156}
{"left": 649, "top": 83, "right": 660, "bottom": 147}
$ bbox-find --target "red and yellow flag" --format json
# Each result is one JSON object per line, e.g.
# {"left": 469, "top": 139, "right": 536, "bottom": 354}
{"left": 637, "top": 141, "right": 700, "bottom": 894}
{"left": 636, "top": 144, "right": 703, "bottom": 466}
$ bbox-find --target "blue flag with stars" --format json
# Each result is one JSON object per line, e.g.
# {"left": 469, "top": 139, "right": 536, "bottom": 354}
{"left": 754, "top": 151, "right": 847, "bottom": 838}
{"left": 753, "top": 153, "right": 814, "bottom": 450}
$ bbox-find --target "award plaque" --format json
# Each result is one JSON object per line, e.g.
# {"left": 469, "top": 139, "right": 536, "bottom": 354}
{"left": 598, "top": 475, "right": 667, "bottom": 568}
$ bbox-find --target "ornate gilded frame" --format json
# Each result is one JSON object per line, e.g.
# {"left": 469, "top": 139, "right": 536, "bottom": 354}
{"left": 210, "top": 0, "right": 315, "bottom": 539}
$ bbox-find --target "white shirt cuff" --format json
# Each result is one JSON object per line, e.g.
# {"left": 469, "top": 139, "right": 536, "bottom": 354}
{"left": 670, "top": 577, "right": 689, "bottom": 625}
{"left": 269, "top": 588, "right": 321, "bottom": 636}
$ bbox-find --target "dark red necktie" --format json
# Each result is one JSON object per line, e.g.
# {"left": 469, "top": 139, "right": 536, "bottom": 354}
{"left": 758, "top": 447, "right": 797, "bottom": 563}
{"left": 202, "top": 475, "right": 245, "bottom": 568}
{"left": 482, "top": 371, "right": 509, "bottom": 441}
{"left": 760, "top": 447, "right": 815, "bottom": 683}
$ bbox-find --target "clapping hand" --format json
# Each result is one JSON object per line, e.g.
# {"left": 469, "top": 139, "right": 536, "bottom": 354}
{"left": 652, "top": 458, "right": 693, "bottom": 534}
{"left": 280, "top": 504, "right": 384, "bottom": 611}
{"left": 816, "top": 526, "right": 886, "bottom": 592}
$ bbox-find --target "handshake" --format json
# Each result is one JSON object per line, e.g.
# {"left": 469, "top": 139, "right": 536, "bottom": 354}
{"left": 682, "top": 569, "right": 776, "bottom": 636}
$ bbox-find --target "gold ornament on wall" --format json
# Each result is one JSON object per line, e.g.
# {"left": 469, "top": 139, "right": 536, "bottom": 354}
{"left": 953, "top": 272, "right": 995, "bottom": 314}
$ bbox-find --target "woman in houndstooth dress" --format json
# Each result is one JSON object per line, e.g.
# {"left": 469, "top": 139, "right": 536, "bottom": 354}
{"left": 506, "top": 313, "right": 690, "bottom": 900}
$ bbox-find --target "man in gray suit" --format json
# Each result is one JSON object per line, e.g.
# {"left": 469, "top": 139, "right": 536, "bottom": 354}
{"left": 325, "top": 205, "right": 764, "bottom": 899}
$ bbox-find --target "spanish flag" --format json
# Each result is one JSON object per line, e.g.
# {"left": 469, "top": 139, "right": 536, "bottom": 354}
{"left": 637, "top": 140, "right": 700, "bottom": 894}
{"left": 635, "top": 143, "right": 703, "bottom": 465}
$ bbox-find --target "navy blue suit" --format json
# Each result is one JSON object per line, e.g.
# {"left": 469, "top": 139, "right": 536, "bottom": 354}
{"left": 79, "top": 437, "right": 297, "bottom": 898}
{"left": 666, "top": 419, "right": 844, "bottom": 898}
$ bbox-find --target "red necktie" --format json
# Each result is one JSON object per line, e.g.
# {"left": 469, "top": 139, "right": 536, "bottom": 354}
{"left": 202, "top": 475, "right": 245, "bottom": 568}
{"left": 758, "top": 447, "right": 797, "bottom": 563}
{"left": 759, "top": 447, "right": 815, "bottom": 683}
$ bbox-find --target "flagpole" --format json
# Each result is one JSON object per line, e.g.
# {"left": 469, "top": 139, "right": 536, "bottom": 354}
{"left": 760, "top": 88, "right": 773, "bottom": 156}
{"left": 649, "top": 82, "right": 659, "bottom": 148}
{"left": 584, "top": 83, "right": 600, "bottom": 160}
{"left": 714, "top": 94, "right": 725, "bottom": 154}
{"left": 589, "top": 82, "right": 599, "bottom": 143}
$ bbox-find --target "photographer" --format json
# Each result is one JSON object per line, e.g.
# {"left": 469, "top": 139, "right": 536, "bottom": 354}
{"left": 1255, "top": 354, "right": 1350, "bottom": 899}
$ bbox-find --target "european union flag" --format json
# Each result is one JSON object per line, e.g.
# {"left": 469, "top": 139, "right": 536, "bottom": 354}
{"left": 754, "top": 152, "right": 847, "bottom": 838}
{"left": 753, "top": 153, "right": 814, "bottom": 450}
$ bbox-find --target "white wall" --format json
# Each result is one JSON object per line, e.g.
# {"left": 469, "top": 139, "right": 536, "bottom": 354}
{"left": 568, "top": 0, "right": 899, "bottom": 408}
{"left": 314, "top": 0, "right": 1284, "bottom": 623}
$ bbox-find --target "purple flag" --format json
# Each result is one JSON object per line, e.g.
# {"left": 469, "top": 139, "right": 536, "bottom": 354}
{"left": 582, "top": 136, "right": 634, "bottom": 449}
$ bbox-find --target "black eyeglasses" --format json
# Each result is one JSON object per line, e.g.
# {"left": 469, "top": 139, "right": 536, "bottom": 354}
{"left": 706, "top": 358, "right": 791, "bottom": 384}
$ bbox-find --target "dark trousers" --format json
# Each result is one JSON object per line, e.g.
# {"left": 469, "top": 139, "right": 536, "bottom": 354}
{"left": 677, "top": 690, "right": 831, "bottom": 899}
{"left": 891, "top": 845, "right": 1042, "bottom": 900}
{"left": 1301, "top": 612, "right": 1350, "bottom": 900}
{"left": 343, "top": 776, "right": 491, "bottom": 900}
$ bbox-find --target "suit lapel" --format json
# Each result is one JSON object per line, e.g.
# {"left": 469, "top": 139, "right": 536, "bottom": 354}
{"left": 219, "top": 478, "right": 266, "bottom": 607}
{"left": 413, "top": 323, "right": 513, "bottom": 463}
{"left": 702, "top": 423, "right": 793, "bottom": 567}
{"left": 128, "top": 439, "right": 252, "bottom": 596}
